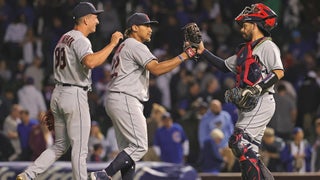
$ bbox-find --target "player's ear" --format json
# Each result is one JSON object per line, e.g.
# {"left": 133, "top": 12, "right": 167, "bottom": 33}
{"left": 131, "top": 25, "right": 139, "bottom": 32}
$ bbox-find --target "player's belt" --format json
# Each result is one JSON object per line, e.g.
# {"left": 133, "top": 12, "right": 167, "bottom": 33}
{"left": 60, "top": 83, "right": 90, "bottom": 91}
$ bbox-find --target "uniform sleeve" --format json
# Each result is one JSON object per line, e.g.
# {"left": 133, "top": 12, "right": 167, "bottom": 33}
{"left": 224, "top": 55, "right": 238, "bottom": 73}
{"left": 72, "top": 37, "right": 93, "bottom": 62}
{"left": 131, "top": 43, "right": 157, "bottom": 68}
{"left": 258, "top": 41, "right": 284, "bottom": 71}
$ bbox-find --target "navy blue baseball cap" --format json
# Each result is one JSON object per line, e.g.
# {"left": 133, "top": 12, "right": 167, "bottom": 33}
{"left": 72, "top": 2, "right": 103, "bottom": 20}
{"left": 126, "top": 13, "right": 158, "bottom": 28}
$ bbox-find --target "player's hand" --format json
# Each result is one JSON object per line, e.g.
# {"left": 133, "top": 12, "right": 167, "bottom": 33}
{"left": 241, "top": 85, "right": 262, "bottom": 97}
{"left": 110, "top": 31, "right": 123, "bottom": 47}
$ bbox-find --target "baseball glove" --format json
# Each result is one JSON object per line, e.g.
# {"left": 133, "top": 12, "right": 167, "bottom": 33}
{"left": 182, "top": 23, "right": 202, "bottom": 59}
{"left": 41, "top": 109, "right": 55, "bottom": 131}
{"left": 225, "top": 87, "right": 260, "bottom": 112}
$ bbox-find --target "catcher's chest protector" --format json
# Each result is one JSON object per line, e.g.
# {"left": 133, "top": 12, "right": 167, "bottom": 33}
{"left": 236, "top": 38, "right": 267, "bottom": 88}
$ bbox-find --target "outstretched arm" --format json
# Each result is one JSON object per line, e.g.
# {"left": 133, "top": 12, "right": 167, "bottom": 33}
{"left": 197, "top": 42, "right": 230, "bottom": 72}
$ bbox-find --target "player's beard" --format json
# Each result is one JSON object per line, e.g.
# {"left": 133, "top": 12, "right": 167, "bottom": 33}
{"left": 242, "top": 32, "right": 253, "bottom": 42}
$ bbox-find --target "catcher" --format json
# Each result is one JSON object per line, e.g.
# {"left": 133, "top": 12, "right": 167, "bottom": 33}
{"left": 184, "top": 3, "right": 284, "bottom": 180}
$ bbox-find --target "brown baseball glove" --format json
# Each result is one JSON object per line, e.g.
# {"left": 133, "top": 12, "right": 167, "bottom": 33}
{"left": 41, "top": 109, "right": 55, "bottom": 131}
{"left": 225, "top": 87, "right": 260, "bottom": 112}
{"left": 182, "top": 22, "right": 202, "bottom": 59}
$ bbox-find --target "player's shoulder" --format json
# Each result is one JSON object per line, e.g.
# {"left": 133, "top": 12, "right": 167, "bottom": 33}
{"left": 258, "top": 38, "right": 280, "bottom": 52}
{"left": 125, "top": 38, "right": 147, "bottom": 48}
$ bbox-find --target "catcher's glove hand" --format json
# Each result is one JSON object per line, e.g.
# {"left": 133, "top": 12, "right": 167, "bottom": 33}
{"left": 182, "top": 23, "right": 202, "bottom": 59}
{"left": 41, "top": 109, "right": 54, "bottom": 131}
{"left": 225, "top": 87, "right": 260, "bottom": 112}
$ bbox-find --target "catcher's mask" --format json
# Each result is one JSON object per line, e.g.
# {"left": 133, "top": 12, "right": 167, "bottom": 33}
{"left": 235, "top": 3, "right": 277, "bottom": 36}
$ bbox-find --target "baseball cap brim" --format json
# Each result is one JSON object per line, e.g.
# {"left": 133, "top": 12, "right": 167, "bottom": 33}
{"left": 126, "top": 13, "right": 159, "bottom": 28}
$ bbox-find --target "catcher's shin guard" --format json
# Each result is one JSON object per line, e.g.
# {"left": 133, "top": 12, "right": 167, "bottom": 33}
{"left": 239, "top": 150, "right": 263, "bottom": 180}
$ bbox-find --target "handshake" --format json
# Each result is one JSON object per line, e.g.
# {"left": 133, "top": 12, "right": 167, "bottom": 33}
{"left": 182, "top": 23, "right": 204, "bottom": 59}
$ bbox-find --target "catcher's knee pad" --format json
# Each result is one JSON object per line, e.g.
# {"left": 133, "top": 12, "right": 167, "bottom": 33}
{"left": 239, "top": 149, "right": 263, "bottom": 180}
{"left": 228, "top": 128, "right": 248, "bottom": 158}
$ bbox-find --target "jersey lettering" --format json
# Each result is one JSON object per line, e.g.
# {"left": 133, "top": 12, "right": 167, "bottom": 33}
{"left": 111, "top": 44, "right": 125, "bottom": 78}
{"left": 54, "top": 47, "right": 67, "bottom": 69}
{"left": 59, "top": 35, "right": 74, "bottom": 47}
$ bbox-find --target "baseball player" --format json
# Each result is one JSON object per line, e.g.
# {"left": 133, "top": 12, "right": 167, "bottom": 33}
{"left": 90, "top": 13, "right": 197, "bottom": 180}
{"left": 196, "top": 3, "right": 284, "bottom": 180}
{"left": 16, "top": 2, "right": 123, "bottom": 180}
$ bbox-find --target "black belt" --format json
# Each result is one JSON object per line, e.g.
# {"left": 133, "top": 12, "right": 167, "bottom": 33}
{"left": 60, "top": 83, "right": 90, "bottom": 91}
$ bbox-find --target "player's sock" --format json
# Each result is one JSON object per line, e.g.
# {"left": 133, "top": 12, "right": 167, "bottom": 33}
{"left": 121, "top": 162, "right": 135, "bottom": 180}
{"left": 105, "top": 151, "right": 134, "bottom": 177}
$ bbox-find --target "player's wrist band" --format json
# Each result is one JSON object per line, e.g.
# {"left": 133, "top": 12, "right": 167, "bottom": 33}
{"left": 178, "top": 55, "right": 184, "bottom": 62}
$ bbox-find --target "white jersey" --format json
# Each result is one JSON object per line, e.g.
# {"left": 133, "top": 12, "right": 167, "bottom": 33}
{"left": 108, "top": 38, "right": 157, "bottom": 102}
{"left": 53, "top": 30, "right": 93, "bottom": 87}
{"left": 224, "top": 39, "right": 283, "bottom": 93}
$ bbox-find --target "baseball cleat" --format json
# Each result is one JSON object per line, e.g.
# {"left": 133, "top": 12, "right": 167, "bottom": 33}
{"left": 89, "top": 170, "right": 111, "bottom": 180}
{"left": 16, "top": 173, "right": 32, "bottom": 180}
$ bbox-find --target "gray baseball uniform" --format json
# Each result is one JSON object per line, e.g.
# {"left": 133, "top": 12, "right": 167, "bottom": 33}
{"left": 106, "top": 37, "right": 156, "bottom": 161}
{"left": 24, "top": 30, "right": 92, "bottom": 179}
{"left": 225, "top": 39, "right": 283, "bottom": 153}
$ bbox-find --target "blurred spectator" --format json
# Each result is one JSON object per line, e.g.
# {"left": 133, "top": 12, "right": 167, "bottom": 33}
{"left": 311, "top": 118, "right": 320, "bottom": 172}
{"left": 210, "top": 13, "right": 231, "bottom": 46}
{"left": 281, "top": 127, "right": 312, "bottom": 172}
{"left": 260, "top": 127, "right": 285, "bottom": 172}
{"left": 0, "top": 60, "right": 11, "bottom": 81}
{"left": 16, "top": 0, "right": 35, "bottom": 27}
{"left": 17, "top": 77, "right": 47, "bottom": 120}
{"left": 95, "top": 64, "right": 112, "bottom": 97}
{"left": 143, "top": 75, "right": 162, "bottom": 117}
{"left": 179, "top": 98, "right": 208, "bottom": 168}
{"left": 17, "top": 109, "right": 37, "bottom": 161}
{"left": 24, "top": 56, "right": 45, "bottom": 91}
{"left": 28, "top": 112, "right": 54, "bottom": 161}
{"left": 22, "top": 28, "right": 41, "bottom": 65}
{"left": 0, "top": 88, "right": 16, "bottom": 129}
{"left": 0, "top": 131, "right": 14, "bottom": 161}
{"left": 3, "top": 14, "right": 27, "bottom": 68}
{"left": 97, "top": 0, "right": 121, "bottom": 50}
{"left": 177, "top": 81, "right": 201, "bottom": 118}
{"left": 142, "top": 103, "right": 165, "bottom": 162}
{"left": 282, "top": 0, "right": 303, "bottom": 30}
{"left": 199, "top": 22, "right": 212, "bottom": 45}
{"left": 156, "top": 58, "right": 179, "bottom": 109}
{"left": 198, "top": 128, "right": 225, "bottom": 173}
{"left": 88, "top": 121, "right": 105, "bottom": 162}
{"left": 269, "top": 84, "right": 297, "bottom": 140}
{"left": 90, "top": 143, "right": 104, "bottom": 162}
{"left": 287, "top": 30, "right": 314, "bottom": 62}
{"left": 170, "top": 68, "right": 194, "bottom": 110}
{"left": 104, "top": 126, "right": 119, "bottom": 161}
{"left": 277, "top": 80, "right": 297, "bottom": 102}
{"left": 0, "top": 0, "right": 13, "bottom": 41}
{"left": 296, "top": 71, "right": 320, "bottom": 137}
{"left": 198, "top": 99, "right": 233, "bottom": 149}
{"left": 154, "top": 112, "right": 189, "bottom": 164}
{"left": 3, "top": 104, "right": 22, "bottom": 161}
{"left": 200, "top": 76, "right": 224, "bottom": 104}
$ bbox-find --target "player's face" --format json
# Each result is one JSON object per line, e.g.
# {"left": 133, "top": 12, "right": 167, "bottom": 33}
{"left": 240, "top": 22, "right": 254, "bottom": 42}
{"left": 86, "top": 14, "right": 99, "bottom": 33}
{"left": 137, "top": 24, "right": 153, "bottom": 42}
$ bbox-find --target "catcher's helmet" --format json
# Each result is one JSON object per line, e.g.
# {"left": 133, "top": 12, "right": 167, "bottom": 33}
{"left": 235, "top": 3, "right": 277, "bottom": 36}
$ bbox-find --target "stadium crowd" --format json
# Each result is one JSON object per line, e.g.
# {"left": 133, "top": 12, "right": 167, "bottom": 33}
{"left": 0, "top": 0, "right": 320, "bottom": 174}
